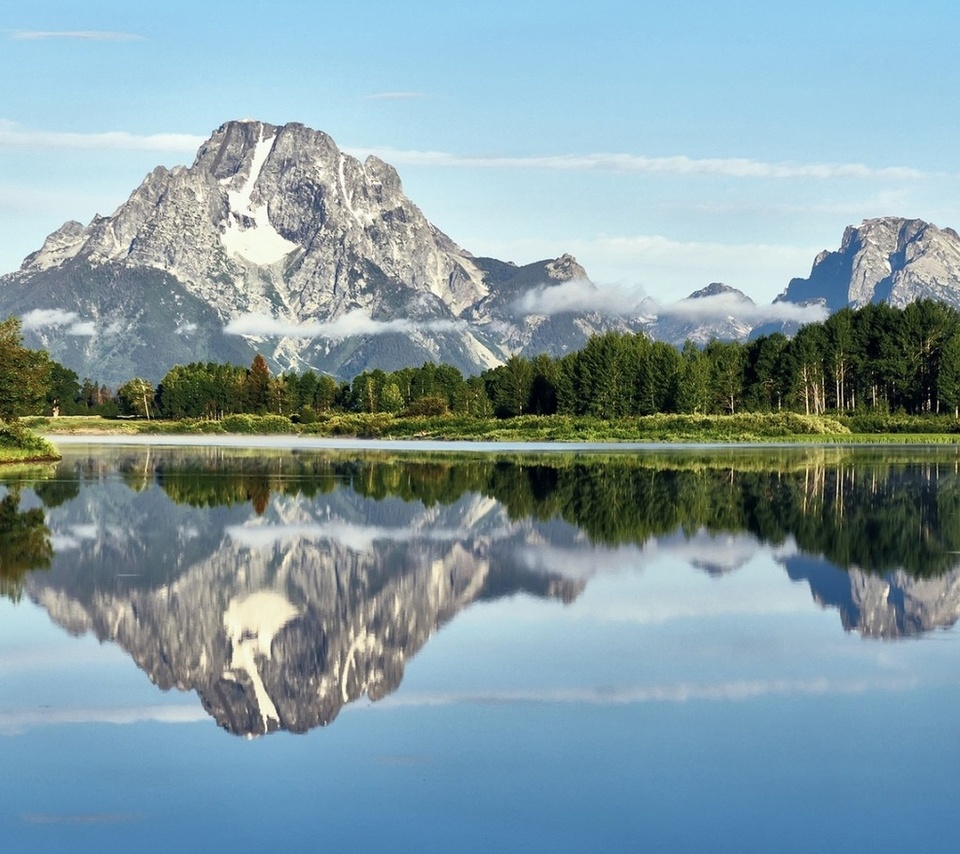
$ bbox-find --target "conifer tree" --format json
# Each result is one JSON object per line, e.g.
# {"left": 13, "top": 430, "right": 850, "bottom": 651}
{"left": 0, "top": 317, "right": 51, "bottom": 421}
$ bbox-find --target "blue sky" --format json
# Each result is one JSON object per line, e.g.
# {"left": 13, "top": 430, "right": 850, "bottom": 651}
{"left": 2, "top": 0, "right": 960, "bottom": 303}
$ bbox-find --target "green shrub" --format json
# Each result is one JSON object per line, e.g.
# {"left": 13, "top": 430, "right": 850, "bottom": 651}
{"left": 402, "top": 396, "right": 449, "bottom": 418}
{"left": 844, "top": 413, "right": 960, "bottom": 434}
{"left": 0, "top": 421, "right": 59, "bottom": 460}
{"left": 220, "top": 414, "right": 295, "bottom": 434}
{"left": 295, "top": 406, "right": 318, "bottom": 425}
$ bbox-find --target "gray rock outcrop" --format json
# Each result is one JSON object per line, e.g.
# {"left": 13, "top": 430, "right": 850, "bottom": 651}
{"left": 777, "top": 217, "right": 960, "bottom": 312}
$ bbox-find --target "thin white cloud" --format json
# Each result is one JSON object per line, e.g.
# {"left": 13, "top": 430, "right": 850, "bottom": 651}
{"left": 364, "top": 92, "right": 429, "bottom": 101}
{"left": 0, "top": 120, "right": 204, "bottom": 152}
{"left": 10, "top": 30, "right": 144, "bottom": 42}
{"left": 66, "top": 320, "right": 96, "bottom": 336}
{"left": 224, "top": 309, "right": 461, "bottom": 339}
{"left": 21, "top": 308, "right": 79, "bottom": 329}
{"left": 356, "top": 146, "right": 929, "bottom": 180}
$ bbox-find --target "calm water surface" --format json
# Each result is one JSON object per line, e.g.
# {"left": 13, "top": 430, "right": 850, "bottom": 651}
{"left": 1, "top": 443, "right": 958, "bottom": 852}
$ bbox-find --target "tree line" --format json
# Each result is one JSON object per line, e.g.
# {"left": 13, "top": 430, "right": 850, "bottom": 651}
{"left": 6, "top": 298, "right": 960, "bottom": 422}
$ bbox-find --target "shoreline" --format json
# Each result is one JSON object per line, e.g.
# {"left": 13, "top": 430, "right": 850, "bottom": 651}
{"left": 17, "top": 412, "right": 960, "bottom": 453}
{"left": 41, "top": 432, "right": 960, "bottom": 453}
{"left": 46, "top": 433, "right": 733, "bottom": 452}
{"left": 0, "top": 453, "right": 61, "bottom": 466}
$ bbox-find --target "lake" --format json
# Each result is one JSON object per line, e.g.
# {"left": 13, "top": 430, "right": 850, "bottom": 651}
{"left": 2, "top": 442, "right": 959, "bottom": 852}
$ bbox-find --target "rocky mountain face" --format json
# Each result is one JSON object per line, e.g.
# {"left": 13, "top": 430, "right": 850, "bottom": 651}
{"left": 777, "top": 217, "right": 960, "bottom": 312}
{"left": 0, "top": 119, "right": 632, "bottom": 385}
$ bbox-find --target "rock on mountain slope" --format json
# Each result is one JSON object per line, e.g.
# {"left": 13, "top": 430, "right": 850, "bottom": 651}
{"left": 0, "top": 119, "right": 634, "bottom": 385}
{"left": 777, "top": 217, "right": 960, "bottom": 312}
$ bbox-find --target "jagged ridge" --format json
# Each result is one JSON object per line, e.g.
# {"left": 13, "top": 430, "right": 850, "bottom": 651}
{"left": 0, "top": 119, "right": 626, "bottom": 384}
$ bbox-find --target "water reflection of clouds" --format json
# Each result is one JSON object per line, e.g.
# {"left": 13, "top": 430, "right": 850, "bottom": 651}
{"left": 226, "top": 521, "right": 476, "bottom": 552}
{"left": 367, "top": 676, "right": 918, "bottom": 709}
{"left": 646, "top": 529, "right": 796, "bottom": 575}
{"left": 50, "top": 522, "right": 99, "bottom": 551}
{"left": 0, "top": 705, "right": 208, "bottom": 735}
{"left": 21, "top": 813, "right": 144, "bottom": 825}
{"left": 510, "top": 542, "right": 645, "bottom": 580}
{"left": 513, "top": 529, "right": 797, "bottom": 583}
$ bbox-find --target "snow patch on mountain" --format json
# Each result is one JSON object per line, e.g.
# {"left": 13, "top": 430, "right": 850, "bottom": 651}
{"left": 220, "top": 129, "right": 299, "bottom": 265}
{"left": 338, "top": 153, "right": 374, "bottom": 228}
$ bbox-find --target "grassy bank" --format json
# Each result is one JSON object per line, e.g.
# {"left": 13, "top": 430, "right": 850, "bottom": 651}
{"left": 0, "top": 421, "right": 61, "bottom": 464}
{"left": 22, "top": 411, "right": 960, "bottom": 445}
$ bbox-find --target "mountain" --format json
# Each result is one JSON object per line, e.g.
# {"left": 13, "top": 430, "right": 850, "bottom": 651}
{"left": 643, "top": 282, "right": 756, "bottom": 346}
{"left": 8, "top": 125, "right": 960, "bottom": 387}
{"left": 777, "top": 217, "right": 960, "bottom": 312}
{"left": 0, "top": 119, "right": 634, "bottom": 385}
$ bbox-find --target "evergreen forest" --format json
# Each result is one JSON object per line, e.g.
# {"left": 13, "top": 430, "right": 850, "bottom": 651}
{"left": 7, "top": 299, "right": 960, "bottom": 426}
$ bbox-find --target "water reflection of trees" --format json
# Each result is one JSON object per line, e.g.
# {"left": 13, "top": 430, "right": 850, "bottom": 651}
{"left": 0, "top": 490, "right": 53, "bottom": 602}
{"left": 119, "top": 450, "right": 960, "bottom": 578}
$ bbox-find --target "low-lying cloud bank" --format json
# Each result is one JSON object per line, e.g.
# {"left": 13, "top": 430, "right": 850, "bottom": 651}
{"left": 21, "top": 308, "right": 96, "bottom": 336}
{"left": 512, "top": 279, "right": 646, "bottom": 316}
{"left": 651, "top": 291, "right": 828, "bottom": 325}
{"left": 514, "top": 280, "right": 828, "bottom": 326}
{"left": 229, "top": 291, "right": 826, "bottom": 341}
{"left": 224, "top": 309, "right": 462, "bottom": 339}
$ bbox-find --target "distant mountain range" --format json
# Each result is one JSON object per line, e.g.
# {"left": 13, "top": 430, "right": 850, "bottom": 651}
{"left": 2, "top": 118, "right": 960, "bottom": 384}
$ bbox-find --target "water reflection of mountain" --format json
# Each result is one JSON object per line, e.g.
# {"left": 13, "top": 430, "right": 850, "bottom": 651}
{"left": 781, "top": 554, "right": 960, "bottom": 638}
{"left": 23, "top": 451, "right": 586, "bottom": 736}
{"left": 0, "top": 488, "right": 53, "bottom": 602}
{"left": 10, "top": 448, "right": 960, "bottom": 735}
